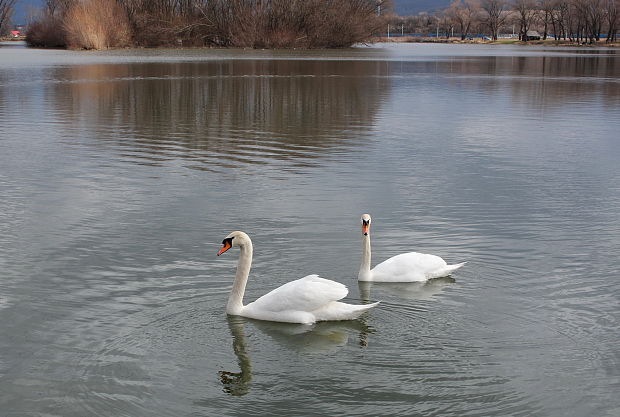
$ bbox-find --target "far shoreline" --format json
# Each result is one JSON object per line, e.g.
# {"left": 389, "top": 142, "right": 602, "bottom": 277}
{"left": 3, "top": 36, "right": 619, "bottom": 50}
{"left": 372, "top": 36, "right": 620, "bottom": 48}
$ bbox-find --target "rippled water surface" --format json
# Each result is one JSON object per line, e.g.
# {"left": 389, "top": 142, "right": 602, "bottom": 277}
{"left": 1, "top": 41, "right": 619, "bottom": 416}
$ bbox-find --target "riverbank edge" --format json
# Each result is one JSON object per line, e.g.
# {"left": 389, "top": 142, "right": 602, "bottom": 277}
{"left": 372, "top": 36, "right": 620, "bottom": 47}
{"left": 4, "top": 36, "right": 619, "bottom": 49}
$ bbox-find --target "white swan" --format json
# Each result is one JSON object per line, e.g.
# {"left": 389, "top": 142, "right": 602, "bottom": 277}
{"left": 358, "top": 214, "right": 465, "bottom": 282}
{"left": 217, "top": 231, "right": 378, "bottom": 324}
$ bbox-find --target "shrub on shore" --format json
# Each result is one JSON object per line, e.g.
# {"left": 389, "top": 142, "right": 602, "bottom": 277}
{"left": 64, "top": 0, "right": 131, "bottom": 49}
{"left": 196, "top": 0, "right": 384, "bottom": 48}
{"left": 25, "top": 16, "right": 66, "bottom": 48}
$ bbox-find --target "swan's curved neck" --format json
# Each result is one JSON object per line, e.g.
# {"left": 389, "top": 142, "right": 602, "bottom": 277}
{"left": 359, "top": 233, "right": 372, "bottom": 281}
{"left": 227, "top": 240, "right": 253, "bottom": 315}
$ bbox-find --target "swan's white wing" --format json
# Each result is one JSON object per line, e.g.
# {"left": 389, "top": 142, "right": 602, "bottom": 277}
{"left": 247, "top": 274, "right": 348, "bottom": 313}
{"left": 372, "top": 252, "right": 447, "bottom": 282}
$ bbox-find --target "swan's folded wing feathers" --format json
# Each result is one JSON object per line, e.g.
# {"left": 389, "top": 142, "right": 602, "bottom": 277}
{"left": 372, "top": 252, "right": 446, "bottom": 276}
{"left": 249, "top": 274, "right": 348, "bottom": 313}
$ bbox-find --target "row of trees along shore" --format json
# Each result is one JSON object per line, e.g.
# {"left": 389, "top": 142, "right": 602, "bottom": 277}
{"left": 26, "top": 0, "right": 390, "bottom": 49}
{"left": 386, "top": 0, "right": 619, "bottom": 44}
{"left": 21, "top": 0, "right": 620, "bottom": 48}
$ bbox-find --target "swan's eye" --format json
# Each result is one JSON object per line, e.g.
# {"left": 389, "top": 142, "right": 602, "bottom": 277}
{"left": 222, "top": 237, "right": 234, "bottom": 245}
{"left": 362, "top": 220, "right": 370, "bottom": 226}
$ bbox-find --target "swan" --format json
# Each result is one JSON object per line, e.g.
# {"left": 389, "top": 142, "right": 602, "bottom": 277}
{"left": 358, "top": 214, "right": 466, "bottom": 282}
{"left": 217, "top": 231, "right": 379, "bottom": 324}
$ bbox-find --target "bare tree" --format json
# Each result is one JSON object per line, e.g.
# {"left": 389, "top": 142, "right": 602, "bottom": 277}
{"left": 604, "top": 0, "right": 619, "bottom": 42}
{"left": 590, "top": 0, "right": 605, "bottom": 41}
{"left": 480, "top": 0, "right": 508, "bottom": 40}
{"left": 514, "top": 0, "right": 539, "bottom": 40}
{"left": 556, "top": 1, "right": 571, "bottom": 40}
{"left": 0, "top": 0, "right": 17, "bottom": 36}
{"left": 446, "top": 0, "right": 479, "bottom": 40}
{"left": 587, "top": 0, "right": 605, "bottom": 41}
{"left": 569, "top": 0, "right": 604, "bottom": 43}
{"left": 436, "top": 11, "right": 454, "bottom": 38}
{"left": 539, "top": 0, "right": 558, "bottom": 39}
{"left": 44, "top": 0, "right": 75, "bottom": 17}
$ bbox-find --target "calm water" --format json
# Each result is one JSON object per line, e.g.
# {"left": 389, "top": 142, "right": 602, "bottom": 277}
{"left": 1, "top": 41, "right": 619, "bottom": 416}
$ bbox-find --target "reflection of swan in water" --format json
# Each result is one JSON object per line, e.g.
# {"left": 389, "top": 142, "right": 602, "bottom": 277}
{"left": 358, "top": 277, "right": 456, "bottom": 302}
{"left": 218, "top": 315, "right": 375, "bottom": 395}
{"left": 249, "top": 316, "right": 374, "bottom": 353}
{"left": 217, "top": 231, "right": 378, "bottom": 324}
{"left": 358, "top": 214, "right": 466, "bottom": 282}
{"left": 219, "top": 316, "right": 252, "bottom": 396}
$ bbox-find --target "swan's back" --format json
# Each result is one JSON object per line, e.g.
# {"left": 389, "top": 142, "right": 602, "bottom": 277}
{"left": 372, "top": 252, "right": 447, "bottom": 282}
{"left": 247, "top": 274, "right": 348, "bottom": 313}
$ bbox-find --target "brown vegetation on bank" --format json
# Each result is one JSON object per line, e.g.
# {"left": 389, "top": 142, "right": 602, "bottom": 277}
{"left": 27, "top": 0, "right": 389, "bottom": 50}
{"left": 64, "top": 0, "right": 131, "bottom": 49}
{"left": 25, "top": 16, "right": 66, "bottom": 47}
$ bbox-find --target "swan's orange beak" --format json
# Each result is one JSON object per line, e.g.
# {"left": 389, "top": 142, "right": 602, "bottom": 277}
{"left": 217, "top": 240, "right": 232, "bottom": 256}
{"left": 362, "top": 223, "right": 369, "bottom": 235}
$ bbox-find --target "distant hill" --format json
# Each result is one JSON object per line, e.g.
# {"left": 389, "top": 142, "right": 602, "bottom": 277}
{"left": 393, "top": 0, "right": 452, "bottom": 15}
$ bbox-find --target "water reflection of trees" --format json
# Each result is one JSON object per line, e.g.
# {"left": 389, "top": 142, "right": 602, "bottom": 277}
{"left": 437, "top": 55, "right": 620, "bottom": 110}
{"left": 52, "top": 60, "right": 391, "bottom": 170}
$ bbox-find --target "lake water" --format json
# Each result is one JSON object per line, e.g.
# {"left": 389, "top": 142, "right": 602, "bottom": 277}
{"left": 1, "top": 41, "right": 619, "bottom": 416}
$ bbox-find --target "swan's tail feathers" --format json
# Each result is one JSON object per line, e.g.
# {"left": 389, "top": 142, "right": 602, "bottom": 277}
{"left": 354, "top": 301, "right": 380, "bottom": 313}
{"left": 440, "top": 262, "right": 467, "bottom": 276}
{"left": 342, "top": 301, "right": 380, "bottom": 321}
{"left": 428, "top": 262, "right": 466, "bottom": 279}
{"left": 314, "top": 301, "right": 380, "bottom": 322}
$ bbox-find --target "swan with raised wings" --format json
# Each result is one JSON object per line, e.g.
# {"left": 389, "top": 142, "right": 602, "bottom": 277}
{"left": 358, "top": 214, "right": 465, "bottom": 282}
{"left": 217, "top": 231, "right": 378, "bottom": 324}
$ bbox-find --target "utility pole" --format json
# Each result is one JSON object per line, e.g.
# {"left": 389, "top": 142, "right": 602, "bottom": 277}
{"left": 387, "top": 24, "right": 390, "bottom": 39}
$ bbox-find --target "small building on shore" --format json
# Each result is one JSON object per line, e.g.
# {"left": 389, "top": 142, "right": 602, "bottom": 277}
{"left": 525, "top": 31, "right": 541, "bottom": 41}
